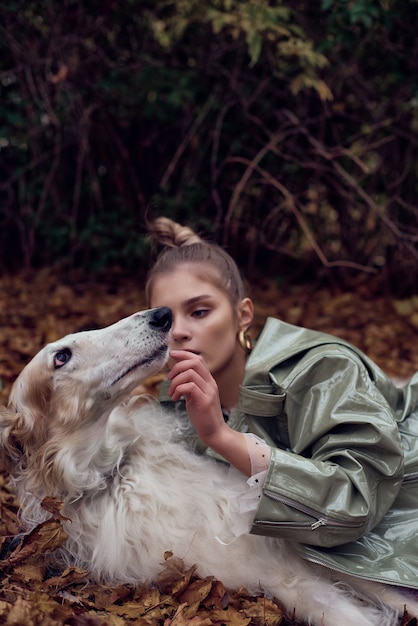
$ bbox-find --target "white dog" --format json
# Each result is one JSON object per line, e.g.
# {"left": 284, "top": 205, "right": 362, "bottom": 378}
{"left": 0, "top": 308, "right": 416, "bottom": 626}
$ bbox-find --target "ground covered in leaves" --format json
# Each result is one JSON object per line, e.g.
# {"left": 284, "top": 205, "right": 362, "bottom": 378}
{"left": 1, "top": 268, "right": 418, "bottom": 626}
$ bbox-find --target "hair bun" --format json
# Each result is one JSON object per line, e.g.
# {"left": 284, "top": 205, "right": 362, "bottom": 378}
{"left": 149, "top": 217, "right": 203, "bottom": 248}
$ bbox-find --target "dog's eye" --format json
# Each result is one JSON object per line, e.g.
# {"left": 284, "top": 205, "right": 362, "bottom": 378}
{"left": 53, "top": 348, "right": 72, "bottom": 369}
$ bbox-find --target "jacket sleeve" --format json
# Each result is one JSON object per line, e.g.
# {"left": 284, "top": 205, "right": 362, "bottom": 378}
{"left": 250, "top": 346, "right": 404, "bottom": 547}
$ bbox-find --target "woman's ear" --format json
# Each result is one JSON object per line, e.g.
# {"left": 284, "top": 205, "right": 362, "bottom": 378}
{"left": 238, "top": 297, "right": 254, "bottom": 331}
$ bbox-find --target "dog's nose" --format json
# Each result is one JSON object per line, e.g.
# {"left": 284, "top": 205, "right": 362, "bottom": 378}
{"left": 149, "top": 307, "right": 172, "bottom": 332}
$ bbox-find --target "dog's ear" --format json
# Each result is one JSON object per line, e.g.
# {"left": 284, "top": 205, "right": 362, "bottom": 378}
{"left": 0, "top": 395, "right": 51, "bottom": 463}
{"left": 0, "top": 405, "right": 27, "bottom": 470}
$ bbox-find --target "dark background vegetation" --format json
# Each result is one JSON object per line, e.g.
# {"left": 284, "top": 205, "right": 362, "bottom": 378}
{"left": 1, "top": 0, "right": 418, "bottom": 294}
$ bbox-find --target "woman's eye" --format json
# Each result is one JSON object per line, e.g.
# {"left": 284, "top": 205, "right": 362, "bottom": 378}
{"left": 192, "top": 309, "right": 209, "bottom": 318}
{"left": 53, "top": 348, "right": 72, "bottom": 369}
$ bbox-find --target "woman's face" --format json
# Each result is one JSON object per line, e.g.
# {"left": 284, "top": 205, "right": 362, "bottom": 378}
{"left": 149, "top": 263, "right": 253, "bottom": 380}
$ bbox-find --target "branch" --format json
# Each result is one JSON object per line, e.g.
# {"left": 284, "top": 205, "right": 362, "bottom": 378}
{"left": 159, "top": 91, "right": 218, "bottom": 189}
{"left": 226, "top": 157, "right": 378, "bottom": 274}
{"left": 223, "top": 128, "right": 289, "bottom": 245}
{"left": 282, "top": 110, "right": 418, "bottom": 258}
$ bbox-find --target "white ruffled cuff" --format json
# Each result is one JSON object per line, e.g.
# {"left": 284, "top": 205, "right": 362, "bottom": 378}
{"left": 244, "top": 432, "right": 271, "bottom": 475}
{"left": 215, "top": 434, "right": 270, "bottom": 544}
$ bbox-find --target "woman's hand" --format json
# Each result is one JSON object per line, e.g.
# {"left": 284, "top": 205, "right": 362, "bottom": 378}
{"left": 167, "top": 350, "right": 225, "bottom": 442}
{"left": 167, "top": 349, "right": 252, "bottom": 475}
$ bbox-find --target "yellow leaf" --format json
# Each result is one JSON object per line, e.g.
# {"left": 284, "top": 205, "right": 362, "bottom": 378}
{"left": 41, "top": 496, "right": 71, "bottom": 521}
{"left": 179, "top": 577, "right": 214, "bottom": 607}
{"left": 0, "top": 597, "right": 35, "bottom": 626}
{"left": 393, "top": 299, "right": 415, "bottom": 316}
{"left": 165, "top": 602, "right": 212, "bottom": 626}
{"left": 45, "top": 565, "right": 89, "bottom": 589}
{"left": 200, "top": 606, "right": 251, "bottom": 626}
{"left": 243, "top": 596, "right": 285, "bottom": 625}
{"left": 0, "top": 600, "right": 13, "bottom": 615}
{"left": 410, "top": 312, "right": 418, "bottom": 329}
{"left": 201, "top": 579, "right": 227, "bottom": 609}
{"left": 13, "top": 563, "right": 45, "bottom": 583}
{"left": 1, "top": 519, "right": 67, "bottom": 567}
{"left": 159, "top": 563, "right": 197, "bottom": 595}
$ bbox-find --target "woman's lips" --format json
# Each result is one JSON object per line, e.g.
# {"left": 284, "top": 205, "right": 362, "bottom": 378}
{"left": 169, "top": 347, "right": 200, "bottom": 355}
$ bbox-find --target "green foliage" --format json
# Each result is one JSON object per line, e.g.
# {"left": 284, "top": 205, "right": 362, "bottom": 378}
{"left": 143, "top": 0, "right": 331, "bottom": 98}
{"left": 0, "top": 0, "right": 417, "bottom": 292}
{"left": 321, "top": 0, "right": 385, "bottom": 28}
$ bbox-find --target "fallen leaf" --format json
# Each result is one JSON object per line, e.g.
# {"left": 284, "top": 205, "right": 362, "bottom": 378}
{"left": 1, "top": 519, "right": 67, "bottom": 567}
{"left": 164, "top": 602, "right": 212, "bottom": 626}
{"left": 178, "top": 577, "right": 214, "bottom": 607}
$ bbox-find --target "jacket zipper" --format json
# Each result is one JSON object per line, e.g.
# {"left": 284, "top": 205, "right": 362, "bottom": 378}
{"left": 402, "top": 471, "right": 418, "bottom": 484}
{"left": 258, "top": 490, "right": 365, "bottom": 532}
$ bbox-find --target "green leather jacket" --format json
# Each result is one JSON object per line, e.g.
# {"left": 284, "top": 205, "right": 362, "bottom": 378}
{"left": 161, "top": 318, "right": 418, "bottom": 588}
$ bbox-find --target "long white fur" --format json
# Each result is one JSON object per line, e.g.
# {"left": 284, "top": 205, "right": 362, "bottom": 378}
{"left": 0, "top": 309, "right": 416, "bottom": 626}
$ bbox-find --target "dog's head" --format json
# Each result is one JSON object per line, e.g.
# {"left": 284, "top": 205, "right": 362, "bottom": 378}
{"left": 0, "top": 307, "right": 172, "bottom": 474}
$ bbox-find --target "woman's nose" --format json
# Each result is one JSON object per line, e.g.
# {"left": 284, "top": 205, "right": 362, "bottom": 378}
{"left": 170, "top": 319, "right": 191, "bottom": 342}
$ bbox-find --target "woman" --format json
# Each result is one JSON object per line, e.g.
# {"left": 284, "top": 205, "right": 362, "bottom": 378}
{"left": 146, "top": 216, "right": 418, "bottom": 590}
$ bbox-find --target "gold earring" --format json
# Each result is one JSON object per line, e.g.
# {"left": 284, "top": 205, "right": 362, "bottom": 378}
{"left": 238, "top": 330, "right": 253, "bottom": 354}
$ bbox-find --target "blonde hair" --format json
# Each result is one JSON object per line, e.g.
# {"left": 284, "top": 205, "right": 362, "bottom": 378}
{"left": 145, "top": 217, "right": 247, "bottom": 306}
